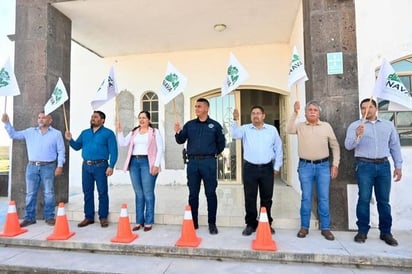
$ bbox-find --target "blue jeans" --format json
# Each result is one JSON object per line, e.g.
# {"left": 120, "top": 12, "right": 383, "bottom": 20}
{"left": 129, "top": 157, "right": 157, "bottom": 225}
{"left": 82, "top": 161, "right": 109, "bottom": 220}
{"left": 187, "top": 157, "right": 218, "bottom": 226}
{"left": 298, "top": 160, "right": 331, "bottom": 230}
{"left": 25, "top": 162, "right": 56, "bottom": 221}
{"left": 355, "top": 160, "right": 392, "bottom": 235}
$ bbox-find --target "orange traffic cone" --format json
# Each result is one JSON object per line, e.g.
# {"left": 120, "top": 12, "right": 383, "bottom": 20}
{"left": 47, "top": 202, "right": 75, "bottom": 240}
{"left": 175, "top": 205, "right": 201, "bottom": 247}
{"left": 252, "top": 207, "right": 277, "bottom": 251}
{"left": 0, "top": 200, "right": 28, "bottom": 237}
{"left": 111, "top": 203, "right": 138, "bottom": 243}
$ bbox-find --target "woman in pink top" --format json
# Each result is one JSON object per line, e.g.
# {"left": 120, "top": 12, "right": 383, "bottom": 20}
{"left": 117, "top": 111, "right": 163, "bottom": 231}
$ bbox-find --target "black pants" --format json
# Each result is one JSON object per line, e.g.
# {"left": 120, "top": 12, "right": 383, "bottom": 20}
{"left": 243, "top": 161, "right": 274, "bottom": 228}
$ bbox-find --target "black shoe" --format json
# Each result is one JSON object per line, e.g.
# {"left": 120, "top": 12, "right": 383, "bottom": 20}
{"left": 354, "top": 232, "right": 367, "bottom": 243}
{"left": 380, "top": 234, "right": 398, "bottom": 246}
{"left": 45, "top": 219, "right": 56, "bottom": 226}
{"left": 242, "top": 225, "right": 256, "bottom": 236}
{"left": 208, "top": 223, "right": 218, "bottom": 235}
{"left": 270, "top": 227, "right": 275, "bottom": 235}
{"left": 20, "top": 220, "right": 36, "bottom": 227}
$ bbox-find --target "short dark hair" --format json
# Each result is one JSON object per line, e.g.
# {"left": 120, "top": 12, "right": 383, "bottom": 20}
{"left": 360, "top": 98, "right": 377, "bottom": 108}
{"left": 250, "top": 105, "right": 265, "bottom": 114}
{"left": 196, "top": 98, "right": 209, "bottom": 107}
{"left": 94, "top": 110, "right": 106, "bottom": 120}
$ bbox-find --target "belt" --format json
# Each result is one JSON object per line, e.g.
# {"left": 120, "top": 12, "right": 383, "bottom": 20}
{"left": 188, "top": 154, "right": 216, "bottom": 160}
{"left": 245, "top": 161, "right": 272, "bottom": 168}
{"left": 29, "top": 161, "right": 56, "bottom": 166}
{"left": 356, "top": 157, "right": 388, "bottom": 163}
{"left": 83, "top": 160, "right": 107, "bottom": 165}
{"left": 133, "top": 155, "right": 148, "bottom": 158}
{"left": 299, "top": 157, "right": 329, "bottom": 164}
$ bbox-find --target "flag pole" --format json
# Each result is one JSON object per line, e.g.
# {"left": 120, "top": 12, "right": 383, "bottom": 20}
{"left": 62, "top": 103, "right": 68, "bottom": 132}
{"left": 356, "top": 96, "right": 374, "bottom": 141}
{"left": 4, "top": 97, "right": 7, "bottom": 114}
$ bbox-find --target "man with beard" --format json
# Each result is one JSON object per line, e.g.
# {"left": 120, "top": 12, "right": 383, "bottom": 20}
{"left": 65, "top": 111, "right": 118, "bottom": 228}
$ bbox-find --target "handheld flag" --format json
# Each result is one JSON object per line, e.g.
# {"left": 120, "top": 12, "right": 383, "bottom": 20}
{"left": 221, "top": 53, "right": 249, "bottom": 97}
{"left": 288, "top": 46, "right": 308, "bottom": 89}
{"left": 44, "top": 77, "right": 69, "bottom": 115}
{"left": 159, "top": 62, "right": 188, "bottom": 104}
{"left": 0, "top": 57, "right": 20, "bottom": 96}
{"left": 373, "top": 59, "right": 412, "bottom": 110}
{"left": 91, "top": 66, "right": 118, "bottom": 109}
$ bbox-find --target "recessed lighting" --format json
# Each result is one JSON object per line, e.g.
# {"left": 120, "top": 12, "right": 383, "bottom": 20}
{"left": 213, "top": 24, "right": 227, "bottom": 32}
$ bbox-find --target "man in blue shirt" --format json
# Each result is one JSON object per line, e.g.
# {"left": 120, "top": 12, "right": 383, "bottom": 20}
{"left": 2, "top": 112, "right": 65, "bottom": 227}
{"left": 174, "top": 98, "right": 226, "bottom": 235}
{"left": 65, "top": 111, "right": 118, "bottom": 228}
{"left": 231, "top": 106, "right": 283, "bottom": 236}
{"left": 345, "top": 98, "right": 402, "bottom": 246}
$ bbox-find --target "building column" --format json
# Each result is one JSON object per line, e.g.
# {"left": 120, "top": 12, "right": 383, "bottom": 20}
{"left": 13, "top": 0, "right": 71, "bottom": 218}
{"left": 302, "top": 0, "right": 359, "bottom": 230}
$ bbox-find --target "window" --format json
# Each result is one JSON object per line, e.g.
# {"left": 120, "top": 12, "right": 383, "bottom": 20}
{"left": 141, "top": 91, "right": 159, "bottom": 128}
{"left": 377, "top": 57, "right": 412, "bottom": 146}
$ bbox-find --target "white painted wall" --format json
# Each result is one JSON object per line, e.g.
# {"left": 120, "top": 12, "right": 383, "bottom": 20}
{"left": 69, "top": 42, "right": 291, "bottom": 190}
{"left": 349, "top": 0, "right": 412, "bottom": 230}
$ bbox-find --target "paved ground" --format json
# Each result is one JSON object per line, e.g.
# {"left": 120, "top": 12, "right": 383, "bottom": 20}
{"left": 0, "top": 219, "right": 410, "bottom": 273}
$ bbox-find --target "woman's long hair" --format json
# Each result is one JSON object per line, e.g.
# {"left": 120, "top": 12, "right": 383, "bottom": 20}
{"left": 132, "top": 110, "right": 153, "bottom": 132}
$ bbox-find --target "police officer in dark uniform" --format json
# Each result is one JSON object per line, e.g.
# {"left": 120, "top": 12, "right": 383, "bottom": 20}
{"left": 174, "top": 98, "right": 226, "bottom": 235}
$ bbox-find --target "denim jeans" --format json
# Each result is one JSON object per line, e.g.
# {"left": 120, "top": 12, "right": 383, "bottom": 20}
{"left": 186, "top": 157, "right": 218, "bottom": 226}
{"left": 82, "top": 161, "right": 109, "bottom": 220}
{"left": 243, "top": 161, "right": 274, "bottom": 228}
{"left": 355, "top": 160, "right": 392, "bottom": 235}
{"left": 298, "top": 160, "right": 331, "bottom": 230}
{"left": 129, "top": 157, "right": 157, "bottom": 225}
{"left": 25, "top": 162, "right": 56, "bottom": 221}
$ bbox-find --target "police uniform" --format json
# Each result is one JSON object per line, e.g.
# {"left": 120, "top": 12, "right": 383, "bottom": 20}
{"left": 175, "top": 116, "right": 226, "bottom": 228}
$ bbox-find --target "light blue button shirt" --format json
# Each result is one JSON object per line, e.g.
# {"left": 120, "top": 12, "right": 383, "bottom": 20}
{"left": 4, "top": 122, "right": 65, "bottom": 167}
{"left": 231, "top": 121, "right": 283, "bottom": 171}
{"left": 344, "top": 118, "right": 403, "bottom": 169}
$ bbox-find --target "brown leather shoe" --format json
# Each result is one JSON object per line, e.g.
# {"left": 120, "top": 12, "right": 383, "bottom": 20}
{"left": 321, "top": 230, "right": 335, "bottom": 241}
{"left": 297, "top": 228, "right": 308, "bottom": 238}
{"left": 45, "top": 219, "right": 56, "bottom": 226}
{"left": 77, "top": 219, "right": 94, "bottom": 227}
{"left": 132, "top": 224, "right": 142, "bottom": 231}
{"left": 100, "top": 218, "right": 109, "bottom": 228}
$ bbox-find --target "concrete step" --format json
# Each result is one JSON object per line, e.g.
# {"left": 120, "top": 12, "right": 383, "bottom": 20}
{"left": 65, "top": 182, "right": 318, "bottom": 229}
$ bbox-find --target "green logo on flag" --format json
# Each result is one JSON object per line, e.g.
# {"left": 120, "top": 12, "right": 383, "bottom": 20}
{"left": 386, "top": 73, "right": 408, "bottom": 95}
{"left": 227, "top": 65, "right": 239, "bottom": 86}
{"left": 50, "top": 86, "right": 63, "bottom": 105}
{"left": 0, "top": 68, "right": 11, "bottom": 88}
{"left": 165, "top": 73, "right": 180, "bottom": 90}
{"left": 292, "top": 54, "right": 300, "bottom": 62}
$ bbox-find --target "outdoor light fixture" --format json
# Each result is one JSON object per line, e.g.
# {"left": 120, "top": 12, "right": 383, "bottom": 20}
{"left": 213, "top": 24, "right": 227, "bottom": 32}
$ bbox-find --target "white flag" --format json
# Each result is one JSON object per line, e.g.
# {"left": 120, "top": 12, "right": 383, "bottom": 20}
{"left": 287, "top": 46, "right": 308, "bottom": 89}
{"left": 159, "top": 62, "right": 188, "bottom": 104}
{"left": 0, "top": 57, "right": 20, "bottom": 96}
{"left": 221, "top": 53, "right": 249, "bottom": 97}
{"left": 373, "top": 59, "right": 412, "bottom": 110}
{"left": 44, "top": 77, "right": 69, "bottom": 115}
{"left": 91, "top": 66, "right": 118, "bottom": 109}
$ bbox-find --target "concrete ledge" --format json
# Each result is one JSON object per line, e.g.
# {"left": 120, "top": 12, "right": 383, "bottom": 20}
{"left": 0, "top": 223, "right": 410, "bottom": 270}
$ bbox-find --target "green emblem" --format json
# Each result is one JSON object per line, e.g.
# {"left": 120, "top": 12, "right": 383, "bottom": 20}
{"left": 292, "top": 54, "right": 300, "bottom": 62}
{"left": 50, "top": 86, "right": 63, "bottom": 105}
{"left": 227, "top": 65, "right": 239, "bottom": 84}
{"left": 387, "top": 73, "right": 401, "bottom": 83}
{"left": 0, "top": 67, "right": 11, "bottom": 88}
{"left": 165, "top": 73, "right": 180, "bottom": 90}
